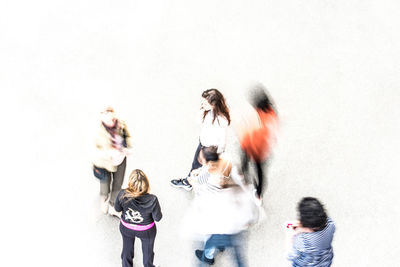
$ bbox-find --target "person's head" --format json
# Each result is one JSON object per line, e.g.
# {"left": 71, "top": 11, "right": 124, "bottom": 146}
{"left": 297, "top": 197, "right": 328, "bottom": 231}
{"left": 201, "top": 89, "right": 231, "bottom": 125}
{"left": 123, "top": 169, "right": 150, "bottom": 199}
{"left": 101, "top": 106, "right": 117, "bottom": 127}
{"left": 199, "top": 146, "right": 219, "bottom": 165}
{"left": 199, "top": 146, "right": 233, "bottom": 187}
{"left": 248, "top": 83, "right": 275, "bottom": 113}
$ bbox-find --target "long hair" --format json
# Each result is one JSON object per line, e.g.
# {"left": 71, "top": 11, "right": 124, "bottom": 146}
{"left": 120, "top": 169, "right": 150, "bottom": 202}
{"left": 202, "top": 89, "right": 231, "bottom": 125}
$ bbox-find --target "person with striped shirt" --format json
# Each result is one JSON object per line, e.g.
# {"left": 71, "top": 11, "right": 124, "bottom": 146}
{"left": 286, "top": 197, "right": 336, "bottom": 267}
{"left": 188, "top": 146, "right": 246, "bottom": 194}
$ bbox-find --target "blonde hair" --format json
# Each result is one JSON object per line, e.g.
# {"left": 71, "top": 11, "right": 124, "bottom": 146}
{"left": 120, "top": 169, "right": 150, "bottom": 201}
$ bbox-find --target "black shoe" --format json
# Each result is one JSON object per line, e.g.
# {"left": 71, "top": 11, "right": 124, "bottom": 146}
{"left": 170, "top": 178, "right": 192, "bottom": 191}
{"left": 195, "top": 250, "right": 214, "bottom": 265}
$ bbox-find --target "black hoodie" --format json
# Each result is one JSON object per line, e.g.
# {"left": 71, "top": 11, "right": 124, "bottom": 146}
{"left": 115, "top": 190, "right": 162, "bottom": 225}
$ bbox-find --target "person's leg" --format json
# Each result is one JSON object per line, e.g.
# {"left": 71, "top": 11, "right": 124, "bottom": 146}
{"left": 100, "top": 171, "right": 112, "bottom": 213}
{"left": 110, "top": 157, "right": 126, "bottom": 206}
{"left": 203, "top": 238, "right": 216, "bottom": 260}
{"left": 203, "top": 235, "right": 229, "bottom": 260}
{"left": 231, "top": 233, "right": 246, "bottom": 267}
{"left": 240, "top": 151, "right": 252, "bottom": 185}
{"left": 100, "top": 171, "right": 112, "bottom": 198}
{"left": 170, "top": 143, "right": 201, "bottom": 190}
{"left": 255, "top": 161, "right": 267, "bottom": 198}
{"left": 188, "top": 142, "right": 202, "bottom": 176}
{"left": 240, "top": 151, "right": 249, "bottom": 175}
{"left": 194, "top": 235, "right": 217, "bottom": 265}
{"left": 138, "top": 225, "right": 157, "bottom": 267}
{"left": 120, "top": 224, "right": 136, "bottom": 267}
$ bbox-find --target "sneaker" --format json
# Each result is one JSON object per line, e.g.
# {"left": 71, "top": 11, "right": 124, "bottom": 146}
{"left": 170, "top": 178, "right": 192, "bottom": 191}
{"left": 108, "top": 205, "right": 121, "bottom": 218}
{"left": 100, "top": 197, "right": 109, "bottom": 214}
{"left": 195, "top": 250, "right": 214, "bottom": 265}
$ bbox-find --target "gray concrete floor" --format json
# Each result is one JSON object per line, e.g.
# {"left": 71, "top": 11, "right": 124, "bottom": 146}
{"left": 2, "top": 0, "right": 400, "bottom": 266}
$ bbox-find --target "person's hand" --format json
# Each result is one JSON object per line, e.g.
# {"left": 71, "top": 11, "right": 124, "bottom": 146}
{"left": 284, "top": 220, "right": 300, "bottom": 251}
{"left": 122, "top": 148, "right": 132, "bottom": 156}
{"left": 285, "top": 220, "right": 301, "bottom": 236}
{"left": 190, "top": 169, "right": 201, "bottom": 177}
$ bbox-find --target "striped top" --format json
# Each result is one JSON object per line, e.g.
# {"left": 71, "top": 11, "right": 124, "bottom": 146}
{"left": 195, "top": 162, "right": 231, "bottom": 193}
{"left": 288, "top": 218, "right": 336, "bottom": 267}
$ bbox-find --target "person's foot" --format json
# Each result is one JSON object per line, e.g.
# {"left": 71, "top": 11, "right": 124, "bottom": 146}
{"left": 100, "top": 197, "right": 109, "bottom": 214}
{"left": 252, "top": 189, "right": 262, "bottom": 207}
{"left": 195, "top": 250, "right": 214, "bottom": 265}
{"left": 170, "top": 178, "right": 192, "bottom": 191}
{"left": 108, "top": 205, "right": 121, "bottom": 218}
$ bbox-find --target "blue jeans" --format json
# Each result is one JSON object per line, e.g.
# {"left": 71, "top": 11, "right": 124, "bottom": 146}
{"left": 202, "top": 233, "right": 246, "bottom": 267}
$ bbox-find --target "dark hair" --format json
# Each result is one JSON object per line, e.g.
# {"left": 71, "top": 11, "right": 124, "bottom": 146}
{"left": 202, "top": 89, "right": 231, "bottom": 125}
{"left": 298, "top": 197, "right": 328, "bottom": 231}
{"left": 249, "top": 84, "right": 275, "bottom": 113}
{"left": 201, "top": 146, "right": 219, "bottom": 162}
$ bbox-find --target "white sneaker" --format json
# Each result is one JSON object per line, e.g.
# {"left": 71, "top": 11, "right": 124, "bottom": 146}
{"left": 100, "top": 198, "right": 109, "bottom": 214}
{"left": 108, "top": 205, "right": 121, "bottom": 218}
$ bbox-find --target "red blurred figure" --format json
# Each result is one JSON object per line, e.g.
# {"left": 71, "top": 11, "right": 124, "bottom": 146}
{"left": 238, "top": 84, "right": 278, "bottom": 202}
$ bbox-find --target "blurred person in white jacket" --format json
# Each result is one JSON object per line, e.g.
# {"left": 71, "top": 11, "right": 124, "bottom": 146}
{"left": 93, "top": 107, "right": 132, "bottom": 216}
{"left": 185, "top": 146, "right": 257, "bottom": 267}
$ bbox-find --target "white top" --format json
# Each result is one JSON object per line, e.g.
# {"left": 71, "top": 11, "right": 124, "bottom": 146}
{"left": 199, "top": 111, "right": 229, "bottom": 153}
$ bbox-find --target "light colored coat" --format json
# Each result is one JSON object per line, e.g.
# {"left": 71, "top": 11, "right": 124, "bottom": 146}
{"left": 92, "top": 120, "right": 131, "bottom": 172}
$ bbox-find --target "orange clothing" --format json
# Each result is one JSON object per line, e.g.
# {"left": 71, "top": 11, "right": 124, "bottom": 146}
{"left": 239, "top": 109, "right": 278, "bottom": 162}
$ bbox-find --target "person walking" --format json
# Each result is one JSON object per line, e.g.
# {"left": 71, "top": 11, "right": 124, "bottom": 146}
{"left": 115, "top": 169, "right": 162, "bottom": 267}
{"left": 93, "top": 107, "right": 132, "bottom": 216}
{"left": 187, "top": 146, "right": 257, "bottom": 267}
{"left": 238, "top": 84, "right": 278, "bottom": 203}
{"left": 170, "top": 89, "right": 231, "bottom": 191}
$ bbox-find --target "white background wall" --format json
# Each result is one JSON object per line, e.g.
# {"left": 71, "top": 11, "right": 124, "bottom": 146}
{"left": 1, "top": 0, "right": 399, "bottom": 266}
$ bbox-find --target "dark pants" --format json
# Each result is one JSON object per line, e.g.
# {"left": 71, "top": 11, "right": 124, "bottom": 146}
{"left": 203, "top": 233, "right": 246, "bottom": 267}
{"left": 120, "top": 223, "right": 157, "bottom": 267}
{"left": 240, "top": 152, "right": 267, "bottom": 198}
{"left": 187, "top": 142, "right": 202, "bottom": 177}
{"left": 100, "top": 157, "right": 126, "bottom": 206}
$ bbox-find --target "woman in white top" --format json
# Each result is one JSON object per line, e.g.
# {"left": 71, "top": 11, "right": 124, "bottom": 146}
{"left": 170, "top": 89, "right": 231, "bottom": 191}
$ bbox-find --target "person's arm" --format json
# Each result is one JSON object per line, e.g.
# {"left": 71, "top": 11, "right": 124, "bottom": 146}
{"left": 152, "top": 197, "right": 163, "bottom": 222}
{"left": 119, "top": 120, "right": 133, "bottom": 155}
{"left": 285, "top": 221, "right": 306, "bottom": 260}
{"left": 187, "top": 168, "right": 201, "bottom": 185}
{"left": 216, "top": 117, "right": 228, "bottom": 154}
{"left": 196, "top": 168, "right": 210, "bottom": 185}
{"left": 230, "top": 165, "right": 247, "bottom": 189}
{"left": 122, "top": 123, "right": 132, "bottom": 149}
{"left": 114, "top": 191, "right": 123, "bottom": 212}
